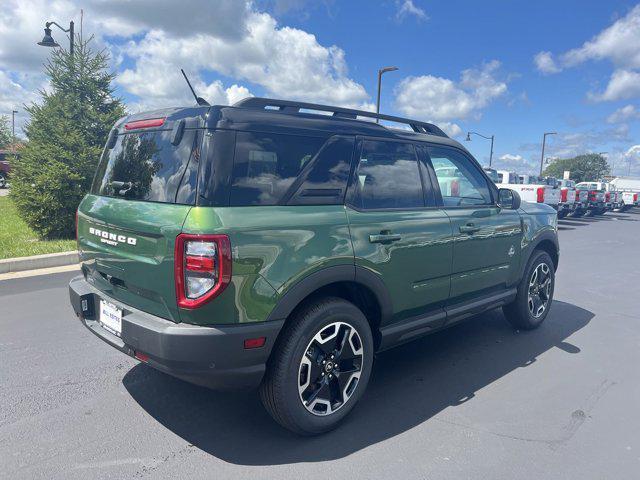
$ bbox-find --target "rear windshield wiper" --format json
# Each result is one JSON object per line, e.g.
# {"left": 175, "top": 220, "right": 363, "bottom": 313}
{"left": 108, "top": 181, "right": 135, "bottom": 196}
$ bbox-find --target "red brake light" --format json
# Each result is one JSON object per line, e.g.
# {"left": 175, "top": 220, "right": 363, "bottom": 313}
{"left": 575, "top": 191, "right": 580, "bottom": 201}
{"left": 124, "top": 118, "right": 165, "bottom": 130}
{"left": 635, "top": 193, "right": 638, "bottom": 202}
{"left": 451, "top": 180, "right": 460, "bottom": 196}
{"left": 536, "top": 187, "right": 545, "bottom": 203}
{"left": 175, "top": 234, "right": 232, "bottom": 309}
{"left": 605, "top": 192, "right": 611, "bottom": 202}
{"left": 560, "top": 188, "right": 568, "bottom": 202}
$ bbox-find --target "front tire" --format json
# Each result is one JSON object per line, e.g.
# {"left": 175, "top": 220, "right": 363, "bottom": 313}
{"left": 260, "top": 297, "right": 374, "bottom": 435}
{"left": 503, "top": 250, "right": 555, "bottom": 330}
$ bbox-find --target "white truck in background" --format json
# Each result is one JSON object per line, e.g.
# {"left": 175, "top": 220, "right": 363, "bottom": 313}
{"left": 497, "top": 171, "right": 561, "bottom": 212}
{"left": 610, "top": 177, "right": 640, "bottom": 211}
{"left": 557, "top": 179, "right": 579, "bottom": 218}
{"left": 575, "top": 182, "right": 607, "bottom": 216}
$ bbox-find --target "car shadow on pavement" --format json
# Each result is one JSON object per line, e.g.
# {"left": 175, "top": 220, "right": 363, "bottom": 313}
{"left": 123, "top": 300, "right": 593, "bottom": 466}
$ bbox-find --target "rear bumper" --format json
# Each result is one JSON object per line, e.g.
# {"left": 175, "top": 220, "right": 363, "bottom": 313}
{"left": 69, "top": 275, "right": 283, "bottom": 390}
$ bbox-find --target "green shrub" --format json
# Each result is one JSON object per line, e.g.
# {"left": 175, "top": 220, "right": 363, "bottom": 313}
{"left": 11, "top": 35, "right": 125, "bottom": 239}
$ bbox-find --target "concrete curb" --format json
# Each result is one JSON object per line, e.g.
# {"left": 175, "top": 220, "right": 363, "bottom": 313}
{"left": 0, "top": 251, "right": 79, "bottom": 274}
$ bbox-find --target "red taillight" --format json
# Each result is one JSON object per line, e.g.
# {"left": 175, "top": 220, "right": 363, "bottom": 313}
{"left": 560, "top": 188, "right": 568, "bottom": 202}
{"left": 244, "top": 337, "right": 266, "bottom": 349}
{"left": 537, "top": 187, "right": 545, "bottom": 203}
{"left": 451, "top": 180, "right": 460, "bottom": 197}
{"left": 605, "top": 192, "right": 611, "bottom": 202}
{"left": 634, "top": 193, "right": 638, "bottom": 202}
{"left": 174, "top": 234, "right": 232, "bottom": 309}
{"left": 588, "top": 190, "right": 597, "bottom": 201}
{"left": 575, "top": 191, "right": 580, "bottom": 201}
{"left": 124, "top": 117, "right": 165, "bottom": 130}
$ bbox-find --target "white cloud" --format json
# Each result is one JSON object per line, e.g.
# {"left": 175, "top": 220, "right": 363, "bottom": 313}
{"left": 0, "top": 1, "right": 370, "bottom": 120}
{"left": 533, "top": 51, "right": 560, "bottom": 74}
{"left": 495, "top": 153, "right": 537, "bottom": 173}
{"left": 588, "top": 69, "right": 640, "bottom": 102}
{"left": 395, "top": 1, "right": 428, "bottom": 22}
{"left": 394, "top": 60, "right": 507, "bottom": 122}
{"left": 607, "top": 104, "right": 640, "bottom": 123}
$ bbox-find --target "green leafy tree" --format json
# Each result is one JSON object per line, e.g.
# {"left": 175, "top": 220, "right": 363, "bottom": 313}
{"left": 542, "top": 153, "right": 610, "bottom": 183}
{"left": 0, "top": 115, "right": 12, "bottom": 149}
{"left": 11, "top": 35, "right": 125, "bottom": 239}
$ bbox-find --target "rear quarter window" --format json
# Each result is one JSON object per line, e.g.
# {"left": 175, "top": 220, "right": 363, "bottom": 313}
{"left": 229, "top": 132, "right": 327, "bottom": 206}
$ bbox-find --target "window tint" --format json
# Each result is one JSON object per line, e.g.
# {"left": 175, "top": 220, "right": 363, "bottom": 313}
{"left": 92, "top": 129, "right": 200, "bottom": 204}
{"left": 427, "top": 146, "right": 492, "bottom": 206}
{"left": 230, "top": 132, "right": 326, "bottom": 206}
{"left": 352, "top": 140, "right": 423, "bottom": 209}
{"left": 289, "top": 136, "right": 354, "bottom": 205}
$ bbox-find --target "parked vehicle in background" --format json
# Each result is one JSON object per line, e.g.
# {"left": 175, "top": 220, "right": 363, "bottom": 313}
{"left": 0, "top": 152, "right": 12, "bottom": 188}
{"left": 498, "top": 171, "right": 560, "bottom": 211}
{"left": 497, "top": 170, "right": 520, "bottom": 185}
{"left": 575, "top": 182, "right": 606, "bottom": 216}
{"left": 483, "top": 167, "right": 499, "bottom": 183}
{"left": 68, "top": 97, "right": 560, "bottom": 435}
{"left": 621, "top": 191, "right": 639, "bottom": 210}
{"left": 558, "top": 179, "right": 577, "bottom": 218}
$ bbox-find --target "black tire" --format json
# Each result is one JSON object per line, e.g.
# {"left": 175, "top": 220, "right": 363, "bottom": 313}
{"left": 557, "top": 210, "right": 566, "bottom": 219}
{"left": 569, "top": 209, "right": 584, "bottom": 218}
{"left": 503, "top": 250, "right": 555, "bottom": 330}
{"left": 584, "top": 209, "right": 595, "bottom": 217}
{"left": 259, "top": 297, "right": 374, "bottom": 435}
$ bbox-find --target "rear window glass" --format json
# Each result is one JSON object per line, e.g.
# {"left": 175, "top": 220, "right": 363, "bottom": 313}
{"left": 230, "top": 132, "right": 326, "bottom": 206}
{"left": 92, "top": 129, "right": 201, "bottom": 204}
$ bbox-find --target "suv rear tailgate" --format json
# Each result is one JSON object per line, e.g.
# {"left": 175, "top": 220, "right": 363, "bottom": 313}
{"left": 78, "top": 195, "right": 191, "bottom": 322}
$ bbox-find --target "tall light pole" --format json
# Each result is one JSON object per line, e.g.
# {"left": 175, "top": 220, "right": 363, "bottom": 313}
{"left": 540, "top": 132, "right": 557, "bottom": 175}
{"left": 11, "top": 110, "right": 17, "bottom": 148}
{"left": 37, "top": 20, "right": 74, "bottom": 55}
{"left": 466, "top": 131, "right": 495, "bottom": 166}
{"left": 376, "top": 66, "right": 398, "bottom": 123}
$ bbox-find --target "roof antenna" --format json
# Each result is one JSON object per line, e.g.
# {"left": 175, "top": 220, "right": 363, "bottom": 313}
{"left": 181, "top": 68, "right": 210, "bottom": 106}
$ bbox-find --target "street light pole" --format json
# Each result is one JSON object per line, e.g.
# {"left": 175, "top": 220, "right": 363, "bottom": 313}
{"left": 11, "top": 110, "right": 17, "bottom": 149}
{"left": 466, "top": 131, "right": 495, "bottom": 166}
{"left": 37, "top": 20, "right": 74, "bottom": 55}
{"left": 540, "top": 132, "right": 557, "bottom": 175}
{"left": 376, "top": 66, "right": 398, "bottom": 123}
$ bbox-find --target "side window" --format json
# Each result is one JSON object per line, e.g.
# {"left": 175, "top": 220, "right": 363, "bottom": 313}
{"left": 289, "top": 136, "right": 354, "bottom": 205}
{"left": 229, "top": 132, "right": 326, "bottom": 206}
{"left": 427, "top": 146, "right": 492, "bottom": 206}
{"left": 352, "top": 140, "right": 424, "bottom": 210}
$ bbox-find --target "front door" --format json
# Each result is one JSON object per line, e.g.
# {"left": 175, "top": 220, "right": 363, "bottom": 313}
{"left": 423, "top": 144, "right": 522, "bottom": 305}
{"left": 346, "top": 138, "right": 453, "bottom": 326}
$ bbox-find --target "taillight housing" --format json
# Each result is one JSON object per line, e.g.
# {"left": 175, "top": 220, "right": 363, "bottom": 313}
{"left": 634, "top": 193, "right": 638, "bottom": 202}
{"left": 536, "top": 187, "right": 545, "bottom": 203}
{"left": 560, "top": 189, "right": 568, "bottom": 202}
{"left": 174, "top": 234, "right": 232, "bottom": 309}
{"left": 605, "top": 192, "right": 611, "bottom": 202}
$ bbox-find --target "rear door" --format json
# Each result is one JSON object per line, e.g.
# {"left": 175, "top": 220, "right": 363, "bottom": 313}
{"left": 78, "top": 115, "right": 205, "bottom": 322}
{"left": 346, "top": 138, "right": 453, "bottom": 327}
{"left": 423, "top": 144, "right": 522, "bottom": 307}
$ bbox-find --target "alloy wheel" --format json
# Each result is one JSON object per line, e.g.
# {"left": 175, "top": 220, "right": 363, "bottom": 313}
{"left": 298, "top": 321, "right": 364, "bottom": 416}
{"left": 528, "top": 262, "right": 552, "bottom": 318}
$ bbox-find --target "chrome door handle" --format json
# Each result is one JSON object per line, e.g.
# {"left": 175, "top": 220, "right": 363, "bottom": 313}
{"left": 459, "top": 224, "right": 481, "bottom": 234}
{"left": 369, "top": 233, "right": 402, "bottom": 243}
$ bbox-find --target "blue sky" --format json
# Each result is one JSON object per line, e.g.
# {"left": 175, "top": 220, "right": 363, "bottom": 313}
{"left": 1, "top": 0, "right": 639, "bottom": 175}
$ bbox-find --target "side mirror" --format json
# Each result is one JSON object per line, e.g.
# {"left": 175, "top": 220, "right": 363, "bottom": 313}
{"left": 498, "top": 188, "right": 521, "bottom": 210}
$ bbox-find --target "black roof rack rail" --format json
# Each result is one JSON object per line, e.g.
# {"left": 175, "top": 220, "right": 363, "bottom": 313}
{"left": 233, "top": 97, "right": 448, "bottom": 138}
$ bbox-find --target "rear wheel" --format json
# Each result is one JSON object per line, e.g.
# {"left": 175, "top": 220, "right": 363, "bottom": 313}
{"left": 503, "top": 250, "right": 555, "bottom": 330}
{"left": 260, "top": 297, "right": 374, "bottom": 435}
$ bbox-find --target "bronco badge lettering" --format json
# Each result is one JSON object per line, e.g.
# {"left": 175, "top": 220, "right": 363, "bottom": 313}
{"left": 89, "top": 227, "right": 137, "bottom": 246}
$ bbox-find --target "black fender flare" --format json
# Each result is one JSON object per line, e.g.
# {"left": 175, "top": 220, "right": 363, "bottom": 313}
{"left": 266, "top": 265, "right": 393, "bottom": 323}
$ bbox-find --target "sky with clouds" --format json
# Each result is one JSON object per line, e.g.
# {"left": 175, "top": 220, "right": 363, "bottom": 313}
{"left": 1, "top": 0, "right": 639, "bottom": 176}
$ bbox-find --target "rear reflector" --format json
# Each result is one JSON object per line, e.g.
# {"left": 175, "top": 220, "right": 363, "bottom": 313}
{"left": 124, "top": 118, "right": 165, "bottom": 130}
{"left": 134, "top": 351, "right": 149, "bottom": 362}
{"left": 244, "top": 337, "right": 266, "bottom": 349}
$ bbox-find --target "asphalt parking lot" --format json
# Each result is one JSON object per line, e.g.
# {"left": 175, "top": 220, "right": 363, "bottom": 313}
{"left": 1, "top": 209, "right": 639, "bottom": 480}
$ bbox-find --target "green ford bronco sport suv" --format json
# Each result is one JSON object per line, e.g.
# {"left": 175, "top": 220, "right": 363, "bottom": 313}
{"left": 69, "top": 98, "right": 559, "bottom": 435}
